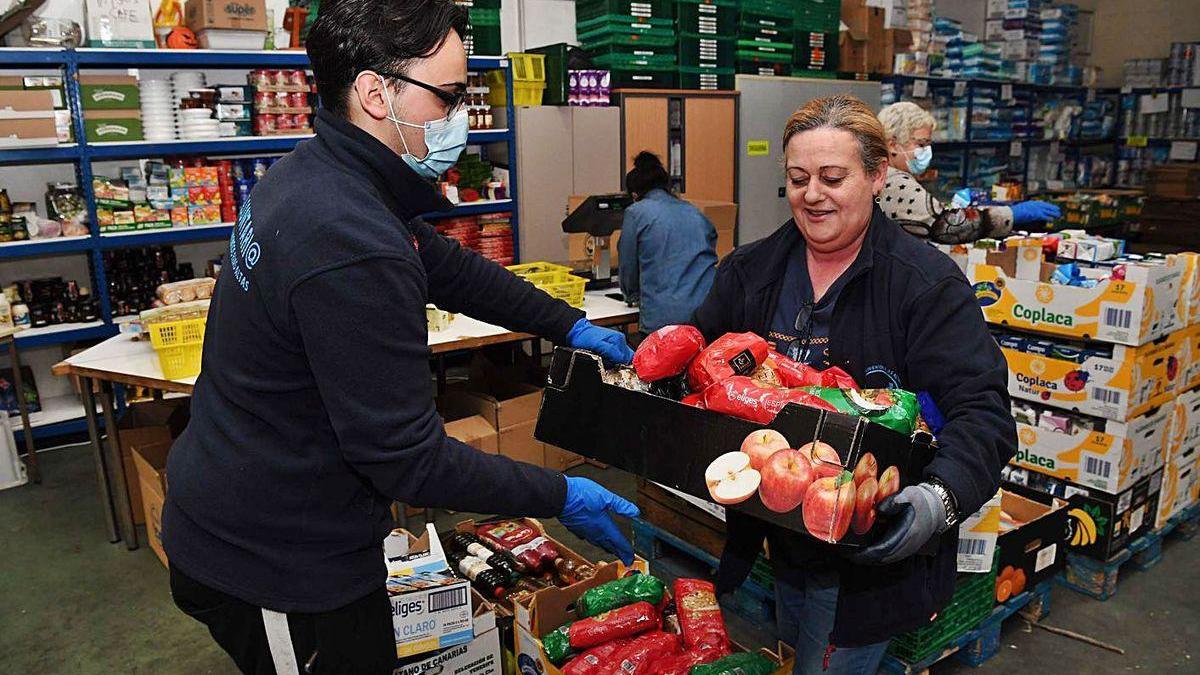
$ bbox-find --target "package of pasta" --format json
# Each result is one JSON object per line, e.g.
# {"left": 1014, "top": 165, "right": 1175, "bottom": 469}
{"left": 541, "top": 601, "right": 661, "bottom": 665}
{"left": 674, "top": 579, "right": 729, "bottom": 652}
{"left": 702, "top": 377, "right": 837, "bottom": 424}
{"left": 603, "top": 631, "right": 681, "bottom": 675}
{"left": 633, "top": 325, "right": 706, "bottom": 382}
{"left": 648, "top": 647, "right": 728, "bottom": 675}
{"left": 764, "top": 350, "right": 859, "bottom": 390}
{"left": 802, "top": 387, "right": 920, "bottom": 435}
{"left": 686, "top": 332, "right": 770, "bottom": 393}
{"left": 688, "top": 652, "right": 777, "bottom": 675}
{"left": 561, "top": 639, "right": 631, "bottom": 675}
{"left": 576, "top": 574, "right": 667, "bottom": 618}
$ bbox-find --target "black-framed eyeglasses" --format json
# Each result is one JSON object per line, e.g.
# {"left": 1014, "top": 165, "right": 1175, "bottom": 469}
{"left": 376, "top": 70, "right": 466, "bottom": 120}
{"left": 789, "top": 300, "right": 816, "bottom": 362}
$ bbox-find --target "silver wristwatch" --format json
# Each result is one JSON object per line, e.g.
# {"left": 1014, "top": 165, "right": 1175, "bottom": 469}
{"left": 926, "top": 478, "right": 960, "bottom": 531}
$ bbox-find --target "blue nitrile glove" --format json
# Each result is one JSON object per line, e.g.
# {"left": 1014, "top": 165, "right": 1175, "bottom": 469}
{"left": 849, "top": 483, "right": 947, "bottom": 565}
{"left": 1010, "top": 200, "right": 1062, "bottom": 224}
{"left": 566, "top": 318, "right": 635, "bottom": 366}
{"left": 559, "top": 476, "right": 640, "bottom": 565}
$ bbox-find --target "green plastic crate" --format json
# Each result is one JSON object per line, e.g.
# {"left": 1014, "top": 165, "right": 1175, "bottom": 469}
{"left": 609, "top": 67, "right": 678, "bottom": 88}
{"left": 792, "top": 30, "right": 837, "bottom": 71}
{"left": 462, "top": 0, "right": 501, "bottom": 8}
{"left": 676, "top": 0, "right": 738, "bottom": 36}
{"left": 576, "top": 0, "right": 674, "bottom": 23}
{"left": 887, "top": 557, "right": 999, "bottom": 665}
{"left": 678, "top": 33, "right": 736, "bottom": 68}
{"left": 469, "top": 7, "right": 500, "bottom": 24}
{"left": 593, "top": 52, "right": 678, "bottom": 69}
{"left": 795, "top": 0, "right": 841, "bottom": 33}
{"left": 467, "top": 24, "right": 502, "bottom": 55}
{"left": 577, "top": 13, "right": 675, "bottom": 36}
{"left": 578, "top": 26, "right": 678, "bottom": 48}
{"left": 738, "top": 0, "right": 794, "bottom": 19}
{"left": 526, "top": 43, "right": 569, "bottom": 105}
{"left": 679, "top": 65, "right": 735, "bottom": 90}
{"left": 791, "top": 68, "right": 838, "bottom": 79}
{"left": 736, "top": 38, "right": 793, "bottom": 56}
{"left": 736, "top": 57, "right": 791, "bottom": 77}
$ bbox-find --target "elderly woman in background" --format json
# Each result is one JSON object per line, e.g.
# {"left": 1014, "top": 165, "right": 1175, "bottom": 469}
{"left": 693, "top": 95, "right": 1015, "bottom": 674}
{"left": 876, "top": 101, "right": 1061, "bottom": 244}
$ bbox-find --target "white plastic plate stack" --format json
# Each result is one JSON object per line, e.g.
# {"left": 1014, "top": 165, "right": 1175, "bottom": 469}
{"left": 139, "top": 79, "right": 174, "bottom": 141}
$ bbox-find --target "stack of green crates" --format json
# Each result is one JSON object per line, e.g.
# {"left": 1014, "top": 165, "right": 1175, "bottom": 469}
{"left": 462, "top": 0, "right": 502, "bottom": 56}
{"left": 676, "top": 0, "right": 736, "bottom": 90}
{"left": 576, "top": 0, "right": 678, "bottom": 88}
{"left": 792, "top": 0, "right": 840, "bottom": 77}
{"left": 736, "top": 0, "right": 793, "bottom": 77}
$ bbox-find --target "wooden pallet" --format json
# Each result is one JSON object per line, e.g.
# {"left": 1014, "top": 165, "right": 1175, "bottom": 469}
{"left": 879, "top": 581, "right": 1054, "bottom": 675}
{"left": 1059, "top": 501, "right": 1200, "bottom": 601}
{"left": 631, "top": 517, "right": 778, "bottom": 627}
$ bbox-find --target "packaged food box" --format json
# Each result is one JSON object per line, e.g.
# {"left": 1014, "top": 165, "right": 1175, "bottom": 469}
{"left": 535, "top": 348, "right": 938, "bottom": 547}
{"left": 1002, "top": 466, "right": 1162, "bottom": 561}
{"left": 186, "top": 0, "right": 268, "bottom": 32}
{"left": 384, "top": 525, "right": 476, "bottom": 658}
{"left": 993, "top": 490, "right": 1069, "bottom": 603}
{"left": 1012, "top": 405, "right": 1170, "bottom": 495}
{"left": 392, "top": 599, "right": 501, "bottom": 675}
{"left": 957, "top": 491, "right": 1002, "bottom": 574}
{"left": 967, "top": 243, "right": 1187, "bottom": 346}
{"left": 82, "top": 110, "right": 142, "bottom": 142}
{"left": 1170, "top": 385, "right": 1200, "bottom": 461}
{"left": 1000, "top": 330, "right": 1185, "bottom": 422}
{"left": 1155, "top": 445, "right": 1199, "bottom": 529}
{"left": 78, "top": 75, "right": 140, "bottom": 110}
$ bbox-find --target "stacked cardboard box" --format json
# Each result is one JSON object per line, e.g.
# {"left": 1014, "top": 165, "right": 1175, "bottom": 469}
{"left": 839, "top": 0, "right": 910, "bottom": 75}
{"left": 79, "top": 74, "right": 142, "bottom": 143}
{"left": 0, "top": 89, "right": 59, "bottom": 149}
{"left": 893, "top": 0, "right": 935, "bottom": 75}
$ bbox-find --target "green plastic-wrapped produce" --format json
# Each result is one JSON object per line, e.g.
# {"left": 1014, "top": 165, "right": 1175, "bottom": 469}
{"left": 576, "top": 574, "right": 666, "bottom": 617}
{"left": 688, "top": 651, "right": 776, "bottom": 675}
{"left": 802, "top": 387, "right": 920, "bottom": 435}
{"left": 542, "top": 624, "right": 575, "bottom": 665}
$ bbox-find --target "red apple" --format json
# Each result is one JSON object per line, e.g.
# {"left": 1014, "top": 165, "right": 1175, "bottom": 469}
{"left": 878, "top": 466, "right": 901, "bottom": 502}
{"left": 758, "top": 449, "right": 814, "bottom": 513}
{"left": 802, "top": 473, "right": 856, "bottom": 543}
{"left": 740, "top": 429, "right": 791, "bottom": 470}
{"left": 852, "top": 477, "right": 879, "bottom": 535}
{"left": 801, "top": 441, "right": 843, "bottom": 480}
{"left": 852, "top": 452, "right": 878, "bottom": 486}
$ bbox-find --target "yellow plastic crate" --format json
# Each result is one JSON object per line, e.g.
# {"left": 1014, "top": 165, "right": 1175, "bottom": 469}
{"left": 485, "top": 70, "right": 546, "bottom": 106}
{"left": 518, "top": 270, "right": 587, "bottom": 307}
{"left": 146, "top": 317, "right": 206, "bottom": 380}
{"left": 506, "top": 261, "right": 571, "bottom": 276}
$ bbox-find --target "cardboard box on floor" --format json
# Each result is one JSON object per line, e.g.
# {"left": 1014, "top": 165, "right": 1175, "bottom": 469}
{"left": 384, "top": 525, "right": 478, "bottom": 658}
{"left": 1155, "top": 445, "right": 1199, "bottom": 529}
{"left": 994, "top": 490, "right": 1069, "bottom": 602}
{"left": 119, "top": 400, "right": 189, "bottom": 525}
{"left": 131, "top": 440, "right": 171, "bottom": 568}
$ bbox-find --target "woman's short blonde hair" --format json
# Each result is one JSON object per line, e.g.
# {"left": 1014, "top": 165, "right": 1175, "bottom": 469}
{"left": 783, "top": 94, "right": 889, "bottom": 175}
{"left": 877, "top": 101, "right": 937, "bottom": 145}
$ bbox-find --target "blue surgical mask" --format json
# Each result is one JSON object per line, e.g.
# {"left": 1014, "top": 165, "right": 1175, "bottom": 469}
{"left": 380, "top": 76, "right": 469, "bottom": 180}
{"left": 906, "top": 144, "right": 933, "bottom": 175}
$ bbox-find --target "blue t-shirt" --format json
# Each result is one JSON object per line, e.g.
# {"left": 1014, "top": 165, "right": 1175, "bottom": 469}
{"left": 767, "top": 241, "right": 851, "bottom": 369}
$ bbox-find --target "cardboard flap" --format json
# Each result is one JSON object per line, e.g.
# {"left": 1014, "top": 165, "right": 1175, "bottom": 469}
{"left": 385, "top": 523, "right": 449, "bottom": 576}
{"left": 519, "top": 563, "right": 620, "bottom": 635}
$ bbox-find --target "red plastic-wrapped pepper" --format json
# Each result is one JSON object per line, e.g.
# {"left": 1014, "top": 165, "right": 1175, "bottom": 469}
{"left": 702, "top": 376, "right": 837, "bottom": 424}
{"left": 561, "top": 639, "right": 631, "bottom": 675}
{"left": 674, "top": 579, "right": 730, "bottom": 652}
{"left": 600, "top": 631, "right": 681, "bottom": 675}
{"left": 680, "top": 393, "right": 706, "bottom": 408}
{"left": 476, "top": 520, "right": 559, "bottom": 574}
{"left": 648, "top": 647, "right": 729, "bottom": 675}
{"left": 633, "top": 325, "right": 706, "bottom": 382}
{"left": 541, "top": 602, "right": 661, "bottom": 664}
{"left": 764, "top": 350, "right": 860, "bottom": 390}
{"left": 686, "top": 332, "right": 770, "bottom": 393}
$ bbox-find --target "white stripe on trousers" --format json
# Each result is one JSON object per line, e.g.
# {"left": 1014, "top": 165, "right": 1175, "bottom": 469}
{"left": 261, "top": 608, "right": 302, "bottom": 675}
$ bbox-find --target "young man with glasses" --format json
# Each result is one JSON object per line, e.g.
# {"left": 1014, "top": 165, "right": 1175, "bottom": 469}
{"left": 162, "top": 2, "right": 637, "bottom": 673}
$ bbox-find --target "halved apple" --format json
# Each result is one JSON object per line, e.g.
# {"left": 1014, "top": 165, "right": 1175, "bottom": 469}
{"left": 706, "top": 451, "right": 762, "bottom": 505}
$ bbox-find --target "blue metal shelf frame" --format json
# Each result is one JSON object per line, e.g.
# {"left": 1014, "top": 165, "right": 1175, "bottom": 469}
{"left": 0, "top": 48, "right": 520, "bottom": 441}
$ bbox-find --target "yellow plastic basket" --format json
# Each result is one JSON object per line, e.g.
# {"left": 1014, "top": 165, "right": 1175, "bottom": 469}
{"left": 506, "top": 261, "right": 572, "bottom": 276}
{"left": 146, "top": 317, "right": 206, "bottom": 380}
{"left": 485, "top": 54, "right": 548, "bottom": 107}
{"left": 518, "top": 270, "right": 587, "bottom": 307}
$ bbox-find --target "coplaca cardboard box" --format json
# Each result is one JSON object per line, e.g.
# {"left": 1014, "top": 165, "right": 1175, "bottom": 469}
{"left": 1155, "top": 445, "right": 1199, "bottom": 529}
{"left": 186, "top": 0, "right": 269, "bottom": 32}
{"left": 967, "top": 243, "right": 1187, "bottom": 346}
{"left": 994, "top": 490, "right": 1069, "bottom": 602}
{"left": 1000, "top": 330, "right": 1185, "bottom": 422}
{"left": 957, "top": 491, "right": 1002, "bottom": 574}
{"left": 1012, "top": 404, "right": 1170, "bottom": 495}
{"left": 1175, "top": 252, "right": 1200, "bottom": 326}
{"left": 131, "top": 440, "right": 171, "bottom": 568}
{"left": 1181, "top": 324, "right": 1200, "bottom": 390}
{"left": 1171, "top": 385, "right": 1200, "bottom": 460}
{"left": 1002, "top": 466, "right": 1162, "bottom": 561}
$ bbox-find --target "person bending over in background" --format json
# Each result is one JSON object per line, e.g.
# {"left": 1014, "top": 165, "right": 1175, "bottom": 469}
{"left": 876, "top": 101, "right": 1061, "bottom": 244}
{"left": 162, "top": 2, "right": 637, "bottom": 673}
{"left": 618, "top": 151, "right": 718, "bottom": 337}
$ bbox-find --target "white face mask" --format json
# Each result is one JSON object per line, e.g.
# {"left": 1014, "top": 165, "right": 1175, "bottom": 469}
{"left": 379, "top": 75, "right": 469, "bottom": 180}
{"left": 905, "top": 144, "right": 933, "bottom": 175}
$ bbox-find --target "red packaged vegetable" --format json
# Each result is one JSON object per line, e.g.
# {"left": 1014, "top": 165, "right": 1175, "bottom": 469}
{"left": 601, "top": 631, "right": 681, "bottom": 675}
{"left": 687, "top": 332, "right": 770, "bottom": 393}
{"left": 562, "top": 639, "right": 631, "bottom": 675}
{"left": 764, "top": 350, "right": 860, "bottom": 390}
{"left": 674, "top": 579, "right": 729, "bottom": 652}
{"left": 633, "top": 325, "right": 706, "bottom": 382}
{"left": 541, "top": 602, "right": 662, "bottom": 664}
{"left": 649, "top": 647, "right": 729, "bottom": 675}
{"left": 702, "top": 377, "right": 837, "bottom": 424}
{"left": 476, "top": 520, "right": 559, "bottom": 574}
{"left": 680, "top": 393, "right": 706, "bottom": 408}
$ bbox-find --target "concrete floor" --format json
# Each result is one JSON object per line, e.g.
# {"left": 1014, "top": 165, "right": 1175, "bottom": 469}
{"left": 1, "top": 444, "right": 1197, "bottom": 674}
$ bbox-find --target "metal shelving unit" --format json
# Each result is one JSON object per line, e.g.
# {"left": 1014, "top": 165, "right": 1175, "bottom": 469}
{"left": 0, "top": 48, "right": 519, "bottom": 439}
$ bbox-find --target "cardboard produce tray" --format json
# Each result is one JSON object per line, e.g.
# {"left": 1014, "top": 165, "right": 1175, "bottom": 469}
{"left": 535, "top": 348, "right": 937, "bottom": 547}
